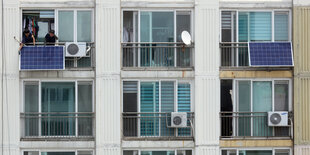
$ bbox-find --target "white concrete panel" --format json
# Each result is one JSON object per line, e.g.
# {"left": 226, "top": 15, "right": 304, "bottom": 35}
{"left": 195, "top": 146, "right": 219, "bottom": 155}
{"left": 194, "top": 2, "right": 220, "bottom": 75}
{"left": 294, "top": 0, "right": 310, "bottom": 6}
{"left": 20, "top": 0, "right": 95, "bottom": 8}
{"left": 121, "top": 0, "right": 194, "bottom": 8}
{"left": 20, "top": 141, "right": 95, "bottom": 149}
{"left": 20, "top": 70, "right": 95, "bottom": 79}
{"left": 122, "top": 141, "right": 195, "bottom": 149}
{"left": 121, "top": 71, "right": 195, "bottom": 79}
{"left": 220, "top": 0, "right": 292, "bottom": 8}
{"left": 1, "top": 1, "right": 20, "bottom": 155}
{"left": 295, "top": 145, "right": 310, "bottom": 155}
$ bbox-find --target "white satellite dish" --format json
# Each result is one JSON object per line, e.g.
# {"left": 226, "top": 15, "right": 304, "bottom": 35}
{"left": 181, "top": 31, "right": 192, "bottom": 45}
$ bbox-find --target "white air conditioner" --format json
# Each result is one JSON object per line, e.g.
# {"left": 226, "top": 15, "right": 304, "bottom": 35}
{"left": 268, "top": 111, "right": 288, "bottom": 126}
{"left": 65, "top": 42, "right": 87, "bottom": 57}
{"left": 171, "top": 112, "right": 188, "bottom": 128}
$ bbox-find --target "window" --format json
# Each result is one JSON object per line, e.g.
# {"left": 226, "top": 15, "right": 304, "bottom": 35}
{"left": 123, "top": 150, "right": 192, "bottom": 155}
{"left": 221, "top": 149, "right": 290, "bottom": 155}
{"left": 24, "top": 151, "right": 93, "bottom": 155}
{"left": 23, "top": 10, "right": 55, "bottom": 42}
{"left": 123, "top": 81, "right": 192, "bottom": 137}
{"left": 58, "top": 10, "right": 93, "bottom": 42}
{"left": 123, "top": 10, "right": 192, "bottom": 43}
{"left": 221, "top": 11, "right": 290, "bottom": 42}
{"left": 220, "top": 79, "right": 291, "bottom": 137}
{"left": 23, "top": 81, "right": 93, "bottom": 137}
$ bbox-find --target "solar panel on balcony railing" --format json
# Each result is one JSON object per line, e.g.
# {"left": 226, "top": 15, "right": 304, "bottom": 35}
{"left": 249, "top": 42, "right": 293, "bottom": 66}
{"left": 20, "top": 46, "right": 65, "bottom": 70}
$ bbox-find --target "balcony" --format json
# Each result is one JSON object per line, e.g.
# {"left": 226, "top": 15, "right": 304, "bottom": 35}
{"left": 122, "top": 112, "right": 194, "bottom": 140}
{"left": 20, "top": 112, "right": 94, "bottom": 140}
{"left": 220, "top": 112, "right": 292, "bottom": 139}
{"left": 220, "top": 42, "right": 249, "bottom": 68}
{"left": 122, "top": 43, "right": 194, "bottom": 70}
{"left": 20, "top": 42, "right": 95, "bottom": 71}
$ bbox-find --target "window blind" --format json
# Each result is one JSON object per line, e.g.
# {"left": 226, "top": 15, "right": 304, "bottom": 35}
{"left": 275, "top": 12, "right": 289, "bottom": 41}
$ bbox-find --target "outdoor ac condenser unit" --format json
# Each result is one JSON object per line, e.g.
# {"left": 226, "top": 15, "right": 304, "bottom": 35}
{"left": 268, "top": 111, "right": 288, "bottom": 126}
{"left": 171, "top": 112, "right": 188, "bottom": 128}
{"left": 65, "top": 42, "right": 87, "bottom": 57}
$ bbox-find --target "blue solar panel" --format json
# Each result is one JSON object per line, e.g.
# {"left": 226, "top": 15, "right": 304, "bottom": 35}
{"left": 249, "top": 42, "right": 293, "bottom": 66}
{"left": 20, "top": 46, "right": 65, "bottom": 70}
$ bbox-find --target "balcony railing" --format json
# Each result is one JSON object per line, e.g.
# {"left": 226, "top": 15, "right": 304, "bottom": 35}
{"left": 220, "top": 42, "right": 249, "bottom": 67}
{"left": 20, "top": 112, "right": 94, "bottom": 140}
{"left": 122, "top": 112, "right": 194, "bottom": 140}
{"left": 20, "top": 42, "right": 95, "bottom": 70}
{"left": 220, "top": 112, "right": 292, "bottom": 139}
{"left": 122, "top": 42, "right": 194, "bottom": 69}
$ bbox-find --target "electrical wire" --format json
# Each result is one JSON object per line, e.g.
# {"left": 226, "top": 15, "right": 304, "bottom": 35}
{"left": 1, "top": 0, "right": 4, "bottom": 154}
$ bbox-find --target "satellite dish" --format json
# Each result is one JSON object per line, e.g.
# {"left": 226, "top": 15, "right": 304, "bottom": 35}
{"left": 181, "top": 31, "right": 192, "bottom": 45}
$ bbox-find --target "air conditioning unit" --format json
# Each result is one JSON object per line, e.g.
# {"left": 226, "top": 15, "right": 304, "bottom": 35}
{"left": 65, "top": 42, "right": 87, "bottom": 57}
{"left": 268, "top": 111, "right": 288, "bottom": 126}
{"left": 171, "top": 112, "right": 188, "bottom": 128}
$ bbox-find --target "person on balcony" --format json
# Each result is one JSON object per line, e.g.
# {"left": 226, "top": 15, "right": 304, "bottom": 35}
{"left": 45, "top": 30, "right": 58, "bottom": 45}
{"left": 19, "top": 29, "right": 35, "bottom": 51}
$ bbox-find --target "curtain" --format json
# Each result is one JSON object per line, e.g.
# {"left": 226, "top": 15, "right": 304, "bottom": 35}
{"left": 140, "top": 82, "right": 159, "bottom": 136}
{"left": 41, "top": 82, "right": 75, "bottom": 136}
{"left": 161, "top": 81, "right": 175, "bottom": 136}
{"left": 178, "top": 83, "right": 191, "bottom": 136}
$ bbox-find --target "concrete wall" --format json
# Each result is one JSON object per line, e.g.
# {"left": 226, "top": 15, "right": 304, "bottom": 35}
{"left": 0, "top": 0, "right": 20, "bottom": 155}
{"left": 194, "top": 0, "right": 220, "bottom": 154}
{"left": 96, "top": 0, "right": 121, "bottom": 155}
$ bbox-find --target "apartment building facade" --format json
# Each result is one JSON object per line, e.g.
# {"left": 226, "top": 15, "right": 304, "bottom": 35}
{"left": 0, "top": 0, "right": 309, "bottom": 155}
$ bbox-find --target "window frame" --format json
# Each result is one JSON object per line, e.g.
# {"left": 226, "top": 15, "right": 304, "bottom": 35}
{"left": 55, "top": 9, "right": 95, "bottom": 43}
{"left": 220, "top": 9, "right": 292, "bottom": 42}
{"left": 21, "top": 79, "right": 94, "bottom": 137}
{"left": 122, "top": 149, "right": 194, "bottom": 155}
{"left": 22, "top": 150, "right": 94, "bottom": 155}
{"left": 122, "top": 79, "right": 194, "bottom": 113}
{"left": 121, "top": 9, "right": 194, "bottom": 43}
{"left": 220, "top": 148, "right": 292, "bottom": 155}
{"left": 20, "top": 9, "right": 94, "bottom": 43}
{"left": 232, "top": 78, "right": 292, "bottom": 113}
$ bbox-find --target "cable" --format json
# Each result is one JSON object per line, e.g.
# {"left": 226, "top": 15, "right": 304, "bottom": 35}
{"left": 1, "top": 0, "right": 4, "bottom": 154}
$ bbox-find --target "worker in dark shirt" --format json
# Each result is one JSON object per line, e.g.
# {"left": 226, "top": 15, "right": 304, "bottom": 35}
{"left": 19, "top": 29, "right": 35, "bottom": 51}
{"left": 45, "top": 30, "right": 58, "bottom": 45}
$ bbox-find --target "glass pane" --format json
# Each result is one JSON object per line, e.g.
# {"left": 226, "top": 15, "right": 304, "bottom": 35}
{"left": 161, "top": 81, "right": 175, "bottom": 136}
{"left": 238, "top": 12, "right": 249, "bottom": 42}
{"left": 24, "top": 151, "right": 39, "bottom": 155}
{"left": 253, "top": 81, "right": 272, "bottom": 136}
{"left": 274, "top": 81, "right": 289, "bottom": 111}
{"left": 123, "top": 81, "right": 138, "bottom": 137}
{"left": 140, "top": 82, "right": 159, "bottom": 136}
{"left": 77, "top": 11, "right": 92, "bottom": 42}
{"left": 140, "top": 12, "right": 151, "bottom": 42}
{"left": 78, "top": 82, "right": 93, "bottom": 136}
{"left": 41, "top": 82, "right": 75, "bottom": 136}
{"left": 25, "top": 82, "right": 39, "bottom": 112}
{"left": 42, "top": 153, "right": 75, "bottom": 155}
{"left": 238, "top": 81, "right": 251, "bottom": 136}
{"left": 244, "top": 150, "right": 272, "bottom": 155}
{"left": 275, "top": 149, "right": 290, "bottom": 155}
{"left": 177, "top": 150, "right": 192, "bottom": 155}
{"left": 58, "top": 11, "right": 74, "bottom": 42}
{"left": 275, "top": 12, "right": 289, "bottom": 41}
{"left": 249, "top": 12, "right": 272, "bottom": 41}
{"left": 78, "top": 82, "right": 92, "bottom": 112}
{"left": 24, "top": 82, "right": 39, "bottom": 136}
{"left": 124, "top": 151, "right": 138, "bottom": 155}
{"left": 177, "top": 11, "right": 191, "bottom": 67}
{"left": 152, "top": 12, "right": 174, "bottom": 42}
{"left": 78, "top": 151, "right": 93, "bottom": 155}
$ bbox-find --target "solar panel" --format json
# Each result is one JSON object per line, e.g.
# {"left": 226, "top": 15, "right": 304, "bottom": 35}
{"left": 20, "top": 46, "right": 65, "bottom": 70}
{"left": 249, "top": 42, "right": 293, "bottom": 66}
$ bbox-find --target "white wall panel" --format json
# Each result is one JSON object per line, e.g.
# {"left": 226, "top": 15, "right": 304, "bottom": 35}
{"left": 295, "top": 145, "right": 310, "bottom": 155}
{"left": 96, "top": 0, "right": 122, "bottom": 155}
{"left": 195, "top": 0, "right": 220, "bottom": 154}
{"left": 0, "top": 1, "right": 20, "bottom": 155}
